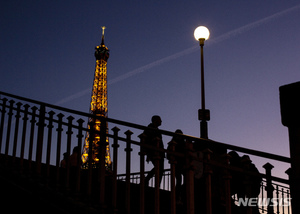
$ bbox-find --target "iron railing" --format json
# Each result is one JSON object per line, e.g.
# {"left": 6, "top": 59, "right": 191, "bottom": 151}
{"left": 0, "top": 91, "right": 292, "bottom": 214}
{"left": 117, "top": 170, "right": 291, "bottom": 214}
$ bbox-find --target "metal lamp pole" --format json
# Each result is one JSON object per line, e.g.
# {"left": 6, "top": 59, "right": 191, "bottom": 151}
{"left": 199, "top": 38, "right": 209, "bottom": 139}
{"left": 194, "top": 26, "right": 210, "bottom": 139}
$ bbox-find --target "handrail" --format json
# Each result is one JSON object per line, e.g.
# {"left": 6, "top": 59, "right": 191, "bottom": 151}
{"left": 0, "top": 90, "right": 290, "bottom": 163}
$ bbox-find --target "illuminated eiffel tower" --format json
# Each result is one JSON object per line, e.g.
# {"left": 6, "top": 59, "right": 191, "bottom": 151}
{"left": 81, "top": 27, "right": 111, "bottom": 168}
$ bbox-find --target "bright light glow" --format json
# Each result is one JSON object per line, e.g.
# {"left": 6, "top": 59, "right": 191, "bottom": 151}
{"left": 194, "top": 26, "right": 210, "bottom": 40}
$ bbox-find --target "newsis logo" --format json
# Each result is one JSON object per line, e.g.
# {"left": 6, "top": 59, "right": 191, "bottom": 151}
{"left": 237, "top": 198, "right": 292, "bottom": 207}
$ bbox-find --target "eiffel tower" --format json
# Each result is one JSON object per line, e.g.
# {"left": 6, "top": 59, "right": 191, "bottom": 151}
{"left": 81, "top": 27, "right": 111, "bottom": 168}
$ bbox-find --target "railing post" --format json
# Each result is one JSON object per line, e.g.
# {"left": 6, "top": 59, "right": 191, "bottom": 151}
{"left": 203, "top": 148, "right": 213, "bottom": 214}
{"left": 36, "top": 104, "right": 46, "bottom": 176}
{"left": 275, "top": 185, "right": 280, "bottom": 214}
{"left": 55, "top": 113, "right": 64, "bottom": 188}
{"left": 65, "top": 115, "right": 74, "bottom": 190}
{"left": 28, "top": 106, "right": 37, "bottom": 172}
{"left": 280, "top": 83, "right": 300, "bottom": 214}
{"left": 12, "top": 102, "right": 22, "bottom": 164}
{"left": 112, "top": 126, "right": 120, "bottom": 214}
{"left": 285, "top": 168, "right": 292, "bottom": 214}
{"left": 281, "top": 187, "right": 285, "bottom": 214}
{"left": 287, "top": 189, "right": 291, "bottom": 214}
{"left": 185, "top": 140, "right": 195, "bottom": 214}
{"left": 0, "top": 98, "right": 8, "bottom": 154}
{"left": 138, "top": 133, "right": 146, "bottom": 214}
{"left": 75, "top": 118, "right": 84, "bottom": 196}
{"left": 87, "top": 120, "right": 95, "bottom": 199}
{"left": 125, "top": 130, "right": 133, "bottom": 214}
{"left": 99, "top": 117, "right": 107, "bottom": 210}
{"left": 46, "top": 111, "right": 55, "bottom": 182}
{"left": 154, "top": 137, "right": 161, "bottom": 214}
{"left": 222, "top": 153, "right": 232, "bottom": 214}
{"left": 263, "top": 162, "right": 275, "bottom": 214}
{"left": 286, "top": 126, "right": 300, "bottom": 214}
{"left": 5, "top": 100, "right": 14, "bottom": 163}
{"left": 168, "top": 139, "right": 177, "bottom": 214}
{"left": 242, "top": 156, "right": 253, "bottom": 214}
{"left": 20, "top": 104, "right": 29, "bottom": 171}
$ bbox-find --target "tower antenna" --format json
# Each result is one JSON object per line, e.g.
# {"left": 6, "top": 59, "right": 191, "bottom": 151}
{"left": 101, "top": 26, "right": 106, "bottom": 45}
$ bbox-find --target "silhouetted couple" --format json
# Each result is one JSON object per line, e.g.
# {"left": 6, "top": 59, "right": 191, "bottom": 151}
{"left": 143, "top": 116, "right": 185, "bottom": 193}
{"left": 60, "top": 146, "right": 81, "bottom": 168}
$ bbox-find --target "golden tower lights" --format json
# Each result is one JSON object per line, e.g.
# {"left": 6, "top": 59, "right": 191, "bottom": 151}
{"left": 82, "top": 27, "right": 111, "bottom": 168}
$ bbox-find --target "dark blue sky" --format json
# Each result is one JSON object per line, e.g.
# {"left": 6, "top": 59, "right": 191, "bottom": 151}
{"left": 1, "top": 1, "right": 300, "bottom": 177}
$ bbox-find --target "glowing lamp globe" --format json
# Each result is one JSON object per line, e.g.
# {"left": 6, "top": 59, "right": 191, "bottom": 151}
{"left": 194, "top": 26, "right": 210, "bottom": 41}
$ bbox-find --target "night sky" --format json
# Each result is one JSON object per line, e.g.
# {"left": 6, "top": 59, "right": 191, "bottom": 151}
{"left": 1, "top": 1, "right": 300, "bottom": 178}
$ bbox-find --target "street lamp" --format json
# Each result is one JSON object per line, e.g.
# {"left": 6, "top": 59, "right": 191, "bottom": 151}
{"left": 194, "top": 26, "right": 210, "bottom": 139}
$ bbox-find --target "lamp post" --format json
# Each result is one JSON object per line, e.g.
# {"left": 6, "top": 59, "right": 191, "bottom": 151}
{"left": 194, "top": 26, "right": 210, "bottom": 139}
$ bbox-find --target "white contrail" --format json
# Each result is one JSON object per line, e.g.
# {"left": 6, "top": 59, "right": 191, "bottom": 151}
{"left": 208, "top": 3, "right": 300, "bottom": 45}
{"left": 55, "top": 4, "right": 300, "bottom": 106}
{"left": 107, "top": 46, "right": 198, "bottom": 85}
{"left": 55, "top": 88, "right": 91, "bottom": 105}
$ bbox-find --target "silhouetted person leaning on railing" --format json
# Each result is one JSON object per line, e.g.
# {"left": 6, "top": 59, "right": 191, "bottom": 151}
{"left": 167, "top": 129, "right": 185, "bottom": 203}
{"left": 240, "top": 155, "right": 262, "bottom": 214}
{"left": 229, "top": 151, "right": 262, "bottom": 214}
{"left": 69, "top": 146, "right": 81, "bottom": 167}
{"left": 228, "top": 151, "right": 242, "bottom": 198}
{"left": 143, "top": 115, "right": 165, "bottom": 187}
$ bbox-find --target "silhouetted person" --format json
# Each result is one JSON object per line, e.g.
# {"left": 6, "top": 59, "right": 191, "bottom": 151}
{"left": 228, "top": 151, "right": 243, "bottom": 214}
{"left": 70, "top": 146, "right": 81, "bottom": 167}
{"left": 143, "top": 115, "right": 165, "bottom": 186}
{"left": 241, "top": 155, "right": 262, "bottom": 214}
{"left": 228, "top": 151, "right": 243, "bottom": 197}
{"left": 167, "top": 129, "right": 185, "bottom": 203}
{"left": 229, "top": 151, "right": 262, "bottom": 214}
{"left": 68, "top": 146, "right": 81, "bottom": 190}
{"left": 60, "top": 152, "right": 68, "bottom": 168}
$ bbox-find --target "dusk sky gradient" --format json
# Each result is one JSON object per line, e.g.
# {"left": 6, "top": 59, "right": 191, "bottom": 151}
{"left": 1, "top": 1, "right": 300, "bottom": 178}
